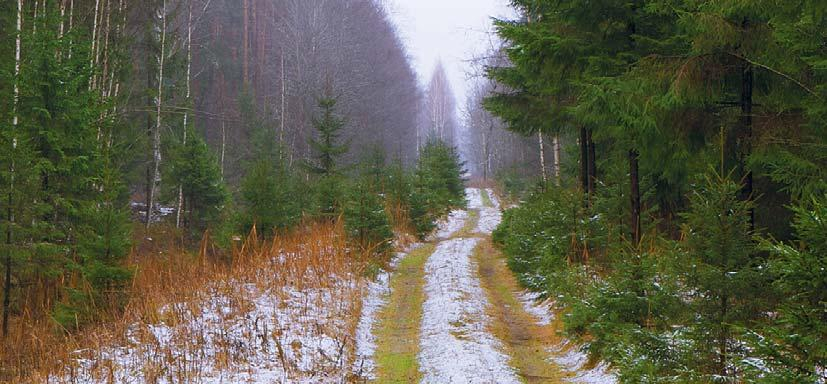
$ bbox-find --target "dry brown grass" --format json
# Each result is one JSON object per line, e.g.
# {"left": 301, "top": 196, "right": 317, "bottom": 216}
{"left": 1, "top": 220, "right": 371, "bottom": 383}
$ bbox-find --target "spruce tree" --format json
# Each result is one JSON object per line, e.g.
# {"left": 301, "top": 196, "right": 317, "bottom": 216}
{"left": 307, "top": 96, "right": 349, "bottom": 218}
{"left": 169, "top": 127, "right": 228, "bottom": 236}
{"left": 344, "top": 181, "right": 393, "bottom": 257}
{"left": 749, "top": 195, "right": 827, "bottom": 382}
{"left": 680, "top": 172, "right": 765, "bottom": 380}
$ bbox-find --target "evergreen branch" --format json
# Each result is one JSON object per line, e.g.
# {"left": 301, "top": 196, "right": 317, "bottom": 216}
{"left": 727, "top": 52, "right": 820, "bottom": 99}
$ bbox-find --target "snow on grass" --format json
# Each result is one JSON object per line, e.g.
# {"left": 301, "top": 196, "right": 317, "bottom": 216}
{"left": 549, "top": 341, "right": 617, "bottom": 384}
{"left": 52, "top": 237, "right": 363, "bottom": 384}
{"left": 475, "top": 190, "right": 502, "bottom": 235}
{"left": 353, "top": 243, "right": 422, "bottom": 379}
{"left": 432, "top": 209, "right": 469, "bottom": 240}
{"left": 486, "top": 188, "right": 501, "bottom": 209}
{"left": 466, "top": 187, "right": 483, "bottom": 210}
{"left": 517, "top": 290, "right": 555, "bottom": 326}
{"left": 519, "top": 287, "right": 617, "bottom": 384}
{"left": 419, "top": 237, "right": 521, "bottom": 384}
{"left": 55, "top": 279, "right": 358, "bottom": 383}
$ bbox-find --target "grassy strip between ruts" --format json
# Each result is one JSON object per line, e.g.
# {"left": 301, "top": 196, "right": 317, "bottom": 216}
{"left": 454, "top": 209, "right": 480, "bottom": 239}
{"left": 372, "top": 243, "right": 436, "bottom": 383}
{"left": 474, "top": 238, "right": 568, "bottom": 384}
{"left": 480, "top": 189, "right": 494, "bottom": 208}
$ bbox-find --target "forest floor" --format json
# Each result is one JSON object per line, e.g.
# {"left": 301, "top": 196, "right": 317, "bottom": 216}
{"left": 361, "top": 188, "right": 617, "bottom": 383}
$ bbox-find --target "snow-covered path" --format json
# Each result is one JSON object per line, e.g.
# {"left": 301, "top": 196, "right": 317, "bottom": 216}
{"left": 419, "top": 237, "right": 521, "bottom": 383}
{"left": 417, "top": 188, "right": 521, "bottom": 383}
{"left": 359, "top": 187, "right": 617, "bottom": 383}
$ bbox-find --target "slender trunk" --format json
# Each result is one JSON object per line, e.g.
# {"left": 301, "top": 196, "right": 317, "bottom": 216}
{"left": 89, "top": 0, "right": 101, "bottom": 90}
{"left": 5, "top": 0, "right": 24, "bottom": 338}
{"left": 587, "top": 129, "right": 596, "bottom": 196}
{"left": 553, "top": 134, "right": 561, "bottom": 186}
{"left": 719, "top": 291, "right": 729, "bottom": 377}
{"left": 177, "top": 0, "right": 194, "bottom": 229}
{"left": 741, "top": 62, "right": 755, "bottom": 230}
{"left": 59, "top": 0, "right": 66, "bottom": 39}
{"left": 538, "top": 131, "right": 548, "bottom": 185}
{"left": 146, "top": 0, "right": 166, "bottom": 228}
{"left": 280, "top": 47, "right": 286, "bottom": 148}
{"left": 579, "top": 127, "right": 588, "bottom": 192}
{"left": 67, "top": 0, "right": 74, "bottom": 59}
{"left": 242, "top": 0, "right": 249, "bottom": 85}
{"left": 220, "top": 120, "right": 226, "bottom": 179}
{"left": 629, "top": 149, "right": 641, "bottom": 245}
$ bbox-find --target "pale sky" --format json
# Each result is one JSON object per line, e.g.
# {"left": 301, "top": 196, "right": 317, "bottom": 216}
{"left": 384, "top": 0, "right": 516, "bottom": 116}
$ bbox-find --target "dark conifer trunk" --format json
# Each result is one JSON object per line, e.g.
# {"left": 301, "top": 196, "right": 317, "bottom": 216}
{"left": 580, "top": 127, "right": 588, "bottom": 193}
{"left": 587, "top": 128, "right": 596, "bottom": 196}
{"left": 740, "top": 63, "right": 755, "bottom": 230}
{"left": 629, "top": 149, "right": 641, "bottom": 245}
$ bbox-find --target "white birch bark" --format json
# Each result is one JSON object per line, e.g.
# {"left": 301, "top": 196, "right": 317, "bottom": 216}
{"left": 538, "top": 131, "right": 548, "bottom": 184}
{"left": 176, "top": 0, "right": 194, "bottom": 229}
{"left": 147, "top": 0, "right": 166, "bottom": 228}
{"left": 553, "top": 134, "right": 561, "bottom": 186}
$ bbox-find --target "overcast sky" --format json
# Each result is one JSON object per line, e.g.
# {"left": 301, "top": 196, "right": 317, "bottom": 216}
{"left": 384, "top": 0, "right": 516, "bottom": 117}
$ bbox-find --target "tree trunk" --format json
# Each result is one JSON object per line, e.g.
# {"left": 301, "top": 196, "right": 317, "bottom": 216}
{"left": 220, "top": 119, "right": 226, "bottom": 179}
{"left": 587, "top": 128, "right": 596, "bottom": 196}
{"left": 579, "top": 127, "right": 588, "bottom": 193}
{"left": 146, "top": 0, "right": 166, "bottom": 228}
{"left": 242, "top": 0, "right": 250, "bottom": 86}
{"left": 5, "top": 0, "right": 23, "bottom": 338}
{"left": 740, "top": 62, "right": 755, "bottom": 230}
{"left": 553, "top": 134, "right": 561, "bottom": 186}
{"left": 629, "top": 149, "right": 641, "bottom": 246}
{"left": 538, "top": 131, "right": 548, "bottom": 185}
{"left": 280, "top": 47, "right": 286, "bottom": 149}
{"left": 177, "top": 0, "right": 193, "bottom": 229}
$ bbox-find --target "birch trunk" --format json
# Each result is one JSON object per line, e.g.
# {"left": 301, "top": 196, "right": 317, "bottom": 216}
{"left": 242, "top": 0, "right": 250, "bottom": 85}
{"left": 553, "top": 134, "right": 561, "bottom": 186}
{"left": 538, "top": 131, "right": 547, "bottom": 184}
{"left": 4, "top": 0, "right": 23, "bottom": 338}
{"left": 176, "top": 0, "right": 193, "bottom": 229}
{"left": 146, "top": 0, "right": 166, "bottom": 228}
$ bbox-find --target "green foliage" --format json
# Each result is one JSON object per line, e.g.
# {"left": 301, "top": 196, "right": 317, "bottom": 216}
{"left": 677, "top": 172, "right": 766, "bottom": 380}
{"left": 307, "top": 97, "right": 349, "bottom": 177}
{"left": 344, "top": 181, "right": 393, "bottom": 257}
{"left": 409, "top": 139, "right": 467, "bottom": 238}
{"left": 0, "top": 4, "right": 134, "bottom": 330}
{"left": 240, "top": 158, "right": 305, "bottom": 236}
{"left": 745, "top": 195, "right": 827, "bottom": 383}
{"left": 307, "top": 96, "right": 349, "bottom": 219}
{"left": 169, "top": 128, "right": 228, "bottom": 235}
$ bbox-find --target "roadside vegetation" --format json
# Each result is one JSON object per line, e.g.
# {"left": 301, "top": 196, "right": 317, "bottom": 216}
{"left": 486, "top": 1, "right": 827, "bottom": 382}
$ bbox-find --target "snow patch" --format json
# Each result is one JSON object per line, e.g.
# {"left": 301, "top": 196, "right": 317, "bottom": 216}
{"left": 474, "top": 189, "right": 503, "bottom": 235}
{"left": 548, "top": 341, "right": 618, "bottom": 384}
{"left": 432, "top": 209, "right": 469, "bottom": 240}
{"left": 419, "top": 237, "right": 521, "bottom": 384}
{"left": 466, "top": 187, "right": 483, "bottom": 210}
{"left": 54, "top": 278, "right": 359, "bottom": 383}
{"left": 517, "top": 290, "right": 555, "bottom": 326}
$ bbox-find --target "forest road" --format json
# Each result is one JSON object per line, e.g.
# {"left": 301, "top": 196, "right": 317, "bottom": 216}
{"left": 367, "top": 188, "right": 581, "bottom": 384}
